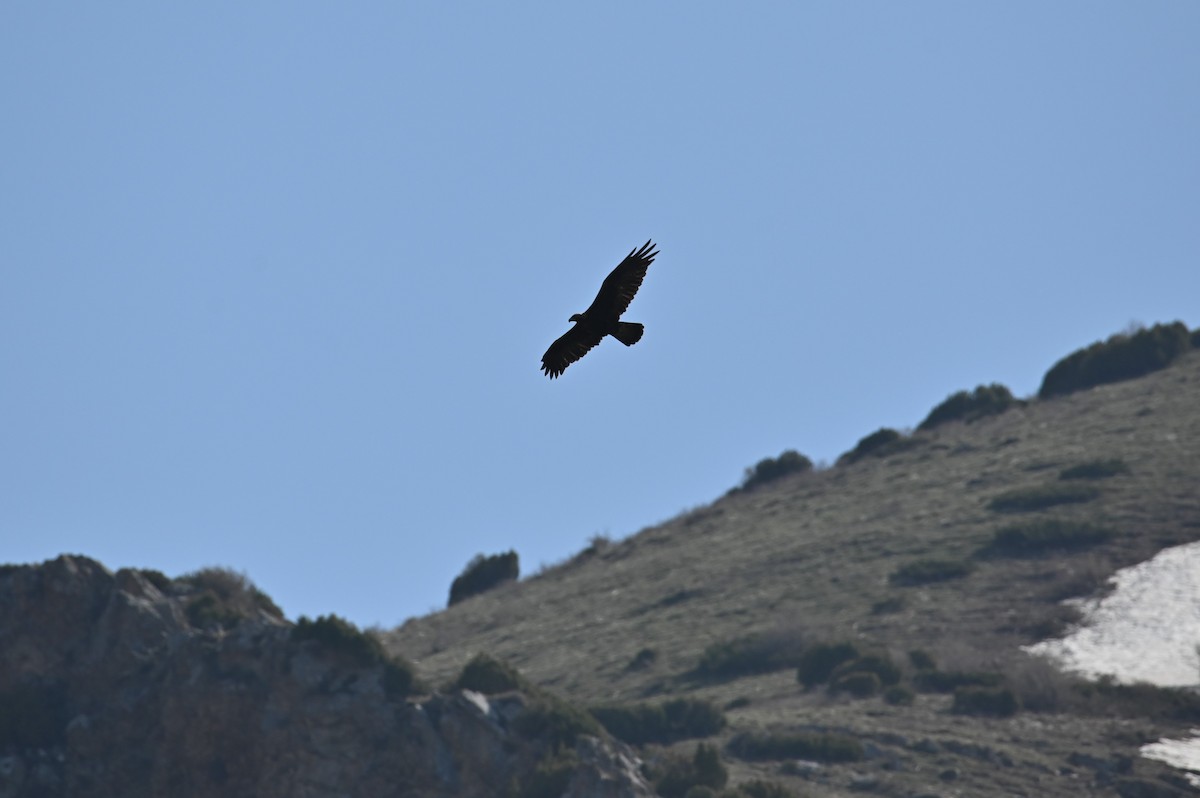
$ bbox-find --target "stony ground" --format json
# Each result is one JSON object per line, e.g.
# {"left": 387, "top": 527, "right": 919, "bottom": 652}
{"left": 388, "top": 350, "right": 1200, "bottom": 797}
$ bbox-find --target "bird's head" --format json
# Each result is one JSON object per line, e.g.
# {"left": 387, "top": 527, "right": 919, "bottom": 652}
{"left": 568, "top": 313, "right": 584, "bottom": 323}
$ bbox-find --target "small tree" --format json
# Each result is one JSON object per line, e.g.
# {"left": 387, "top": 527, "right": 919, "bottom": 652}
{"left": 918, "top": 384, "right": 1016, "bottom": 431}
{"left": 838, "top": 427, "right": 904, "bottom": 465}
{"left": 1038, "top": 321, "right": 1192, "bottom": 398}
{"left": 448, "top": 550, "right": 519, "bottom": 606}
{"left": 739, "top": 450, "right": 813, "bottom": 492}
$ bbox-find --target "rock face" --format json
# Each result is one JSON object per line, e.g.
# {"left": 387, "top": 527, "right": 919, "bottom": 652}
{"left": 0, "top": 556, "right": 652, "bottom": 798}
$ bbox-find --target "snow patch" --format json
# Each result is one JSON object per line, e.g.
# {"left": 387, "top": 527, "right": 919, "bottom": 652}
{"left": 1023, "top": 540, "right": 1200, "bottom": 785}
{"left": 1024, "top": 541, "right": 1200, "bottom": 686}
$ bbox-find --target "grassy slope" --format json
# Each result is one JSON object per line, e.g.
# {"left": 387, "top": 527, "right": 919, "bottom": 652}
{"left": 388, "top": 351, "right": 1200, "bottom": 797}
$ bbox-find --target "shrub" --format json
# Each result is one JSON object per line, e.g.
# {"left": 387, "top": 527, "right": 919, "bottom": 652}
{"left": 180, "top": 566, "right": 283, "bottom": 628}
{"left": 381, "top": 661, "right": 418, "bottom": 697}
{"left": 796, "top": 642, "right": 859, "bottom": 688}
{"left": 589, "top": 698, "right": 725, "bottom": 745}
{"left": 696, "top": 630, "right": 807, "bottom": 680}
{"left": 448, "top": 550, "right": 519, "bottom": 606}
{"left": 627, "top": 648, "right": 657, "bottom": 670}
{"left": 651, "top": 743, "right": 728, "bottom": 798}
{"left": 138, "top": 568, "right": 172, "bottom": 592}
{"left": 884, "top": 685, "right": 915, "bottom": 706}
{"left": 952, "top": 686, "right": 1019, "bottom": 717}
{"left": 456, "top": 653, "right": 526, "bottom": 694}
{"left": 1059, "top": 459, "right": 1130, "bottom": 480}
{"left": 738, "top": 450, "right": 813, "bottom": 492}
{"left": 833, "top": 653, "right": 902, "bottom": 687}
{"left": 889, "top": 557, "right": 974, "bottom": 586}
{"left": 832, "top": 671, "right": 881, "bottom": 698}
{"left": 684, "top": 788, "right": 717, "bottom": 798}
{"left": 838, "top": 427, "right": 908, "bottom": 465}
{"left": 186, "top": 593, "right": 244, "bottom": 630}
{"left": 514, "top": 692, "right": 603, "bottom": 750}
{"left": 986, "top": 519, "right": 1116, "bottom": 556}
{"left": 692, "top": 744, "right": 728, "bottom": 792}
{"left": 1075, "top": 679, "right": 1200, "bottom": 722}
{"left": 871, "top": 596, "right": 905, "bottom": 615}
{"left": 1038, "top": 321, "right": 1192, "bottom": 399}
{"left": 589, "top": 703, "right": 667, "bottom": 745}
{"left": 727, "top": 730, "right": 864, "bottom": 763}
{"left": 291, "top": 614, "right": 419, "bottom": 697}
{"left": 1008, "top": 655, "right": 1079, "bottom": 713}
{"left": 521, "top": 749, "right": 578, "bottom": 798}
{"left": 292, "top": 614, "right": 380, "bottom": 665}
{"left": 1022, "top": 603, "right": 1085, "bottom": 640}
{"left": 918, "top": 383, "right": 1017, "bottom": 431}
{"left": 452, "top": 656, "right": 600, "bottom": 750}
{"left": 736, "top": 780, "right": 796, "bottom": 798}
{"left": 908, "top": 649, "right": 936, "bottom": 670}
{"left": 986, "top": 484, "right": 1100, "bottom": 513}
{"left": 913, "top": 669, "right": 1004, "bottom": 693}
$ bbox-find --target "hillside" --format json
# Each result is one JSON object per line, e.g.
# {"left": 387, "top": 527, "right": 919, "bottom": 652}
{"left": 388, "top": 347, "right": 1200, "bottom": 797}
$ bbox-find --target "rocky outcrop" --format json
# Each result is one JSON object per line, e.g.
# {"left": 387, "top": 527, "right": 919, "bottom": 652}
{"left": 0, "top": 556, "right": 652, "bottom": 798}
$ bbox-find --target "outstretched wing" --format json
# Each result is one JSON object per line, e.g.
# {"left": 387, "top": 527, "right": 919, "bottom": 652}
{"left": 541, "top": 320, "right": 606, "bottom": 379}
{"left": 586, "top": 239, "right": 657, "bottom": 321}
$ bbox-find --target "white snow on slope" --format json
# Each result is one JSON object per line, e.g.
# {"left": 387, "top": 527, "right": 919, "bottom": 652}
{"left": 1024, "top": 540, "right": 1200, "bottom": 784}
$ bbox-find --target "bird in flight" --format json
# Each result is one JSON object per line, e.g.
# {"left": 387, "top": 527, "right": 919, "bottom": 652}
{"left": 541, "top": 240, "right": 658, "bottom": 379}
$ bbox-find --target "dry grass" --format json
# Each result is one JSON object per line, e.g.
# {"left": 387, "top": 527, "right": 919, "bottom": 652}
{"left": 386, "top": 351, "right": 1200, "bottom": 798}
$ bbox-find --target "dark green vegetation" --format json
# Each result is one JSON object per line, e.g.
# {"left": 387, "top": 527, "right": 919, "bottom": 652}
{"left": 627, "top": 647, "right": 657, "bottom": 670}
{"left": 180, "top": 566, "right": 284, "bottom": 630}
{"left": 796, "top": 642, "right": 859, "bottom": 689}
{"left": 519, "top": 749, "right": 580, "bottom": 798}
{"left": 448, "top": 550, "right": 519, "bottom": 606}
{"left": 831, "top": 670, "right": 881, "bottom": 697}
{"left": 889, "top": 557, "right": 975, "bottom": 585}
{"left": 733, "top": 780, "right": 797, "bottom": 798}
{"left": 695, "top": 629, "right": 807, "bottom": 680}
{"left": 728, "top": 731, "right": 864, "bottom": 763}
{"left": 453, "top": 654, "right": 603, "bottom": 752}
{"left": 833, "top": 653, "right": 901, "bottom": 687}
{"left": 292, "top": 614, "right": 419, "bottom": 696}
{"left": 1059, "top": 458, "right": 1130, "bottom": 480}
{"left": 985, "top": 519, "right": 1116, "bottom": 556}
{"left": 918, "top": 383, "right": 1018, "bottom": 430}
{"left": 391, "top": 334, "right": 1200, "bottom": 798}
{"left": 883, "top": 684, "right": 915, "bottom": 705}
{"left": 647, "top": 743, "right": 728, "bottom": 798}
{"left": 837, "top": 427, "right": 916, "bottom": 465}
{"left": 589, "top": 697, "right": 725, "bottom": 745}
{"left": 137, "top": 567, "right": 172, "bottom": 592}
{"left": 912, "top": 669, "right": 1004, "bottom": 693}
{"left": 513, "top": 692, "right": 603, "bottom": 750}
{"left": 735, "top": 449, "right": 812, "bottom": 492}
{"left": 1038, "top": 321, "right": 1193, "bottom": 398}
{"left": 953, "top": 686, "right": 1020, "bottom": 717}
{"left": 986, "top": 483, "right": 1100, "bottom": 513}
{"left": 455, "top": 652, "right": 527, "bottom": 694}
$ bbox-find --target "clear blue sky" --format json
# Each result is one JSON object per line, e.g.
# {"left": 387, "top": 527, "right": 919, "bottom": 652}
{"left": 3, "top": 4, "right": 1197, "bottom": 627}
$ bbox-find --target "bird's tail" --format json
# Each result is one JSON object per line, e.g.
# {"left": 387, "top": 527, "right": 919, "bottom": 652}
{"left": 612, "top": 322, "right": 644, "bottom": 346}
